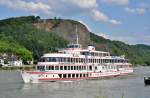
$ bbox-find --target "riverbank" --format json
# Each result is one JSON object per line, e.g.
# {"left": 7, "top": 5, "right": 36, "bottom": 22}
{"left": 0, "top": 65, "right": 35, "bottom": 71}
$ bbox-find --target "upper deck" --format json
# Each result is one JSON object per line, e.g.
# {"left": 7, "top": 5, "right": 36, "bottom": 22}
{"left": 38, "top": 44, "right": 130, "bottom": 65}
{"left": 58, "top": 44, "right": 110, "bottom": 57}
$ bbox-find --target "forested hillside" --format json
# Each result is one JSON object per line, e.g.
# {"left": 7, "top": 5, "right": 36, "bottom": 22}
{"left": 90, "top": 33, "right": 150, "bottom": 65}
{"left": 0, "top": 16, "right": 68, "bottom": 62}
{"left": 0, "top": 16, "right": 150, "bottom": 65}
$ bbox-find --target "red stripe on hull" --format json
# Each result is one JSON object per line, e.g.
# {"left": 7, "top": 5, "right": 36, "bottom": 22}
{"left": 38, "top": 74, "right": 120, "bottom": 81}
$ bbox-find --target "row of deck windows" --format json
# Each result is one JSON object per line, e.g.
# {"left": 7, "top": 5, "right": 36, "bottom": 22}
{"left": 37, "top": 65, "right": 91, "bottom": 71}
{"left": 40, "top": 57, "right": 128, "bottom": 63}
{"left": 37, "top": 65, "right": 121, "bottom": 71}
{"left": 58, "top": 73, "right": 89, "bottom": 78}
{"left": 81, "top": 52, "right": 109, "bottom": 57}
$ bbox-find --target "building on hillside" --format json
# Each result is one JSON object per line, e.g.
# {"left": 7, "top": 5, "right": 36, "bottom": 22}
{"left": 26, "top": 59, "right": 34, "bottom": 65}
{"left": 0, "top": 53, "right": 23, "bottom": 66}
{"left": 0, "top": 58, "right": 4, "bottom": 66}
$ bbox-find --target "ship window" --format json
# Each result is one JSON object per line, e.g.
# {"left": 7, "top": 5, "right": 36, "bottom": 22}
{"left": 81, "top": 52, "right": 89, "bottom": 55}
{"left": 98, "top": 59, "right": 100, "bottom": 63}
{"left": 106, "top": 59, "right": 108, "bottom": 63}
{"left": 36, "top": 66, "right": 40, "bottom": 70}
{"left": 46, "top": 66, "right": 49, "bottom": 70}
{"left": 103, "top": 59, "right": 106, "bottom": 63}
{"left": 112, "top": 59, "right": 114, "bottom": 63}
{"left": 63, "top": 74, "right": 66, "bottom": 78}
{"left": 95, "top": 66, "right": 97, "bottom": 70}
{"left": 60, "top": 66, "right": 63, "bottom": 70}
{"left": 56, "top": 58, "right": 59, "bottom": 62}
{"left": 110, "top": 59, "right": 112, "bottom": 63}
{"left": 64, "top": 58, "right": 66, "bottom": 62}
{"left": 82, "top": 66, "right": 84, "bottom": 70}
{"left": 51, "top": 58, "right": 56, "bottom": 62}
{"left": 81, "top": 58, "right": 83, "bottom": 63}
{"left": 37, "top": 66, "right": 45, "bottom": 71}
{"left": 68, "top": 66, "right": 70, "bottom": 70}
{"left": 48, "top": 66, "right": 51, "bottom": 70}
{"left": 55, "top": 66, "right": 59, "bottom": 70}
{"left": 49, "top": 58, "right": 52, "bottom": 62}
{"left": 71, "top": 66, "right": 73, "bottom": 70}
{"left": 79, "top": 66, "right": 81, "bottom": 70}
{"left": 71, "top": 58, "right": 73, "bottom": 62}
{"left": 48, "top": 66, "right": 54, "bottom": 70}
{"left": 58, "top": 74, "right": 62, "bottom": 78}
{"left": 62, "top": 58, "right": 65, "bottom": 62}
{"left": 79, "top": 58, "right": 81, "bottom": 63}
{"left": 59, "top": 57, "right": 62, "bottom": 62}
{"left": 77, "top": 66, "right": 79, "bottom": 70}
{"left": 117, "top": 60, "right": 120, "bottom": 63}
{"left": 76, "top": 58, "right": 78, "bottom": 63}
{"left": 64, "top": 66, "right": 67, "bottom": 70}
{"left": 59, "top": 57, "right": 63, "bottom": 62}
{"left": 68, "top": 74, "right": 71, "bottom": 78}
{"left": 52, "top": 66, "right": 54, "bottom": 70}
{"left": 89, "top": 66, "right": 92, "bottom": 70}
{"left": 91, "top": 52, "right": 94, "bottom": 56}
{"left": 68, "top": 58, "right": 71, "bottom": 62}
{"left": 72, "top": 74, "right": 75, "bottom": 78}
{"left": 83, "top": 74, "right": 86, "bottom": 77}
{"left": 76, "top": 74, "right": 79, "bottom": 78}
{"left": 106, "top": 59, "right": 109, "bottom": 63}
{"left": 86, "top": 74, "right": 88, "bottom": 77}
{"left": 80, "top": 74, "right": 82, "bottom": 77}
{"left": 84, "top": 66, "right": 86, "bottom": 70}
{"left": 43, "top": 57, "right": 48, "bottom": 62}
{"left": 73, "top": 58, "right": 76, "bottom": 63}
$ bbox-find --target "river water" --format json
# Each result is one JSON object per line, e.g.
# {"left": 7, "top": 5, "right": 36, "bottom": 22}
{"left": 0, "top": 67, "right": 150, "bottom": 98}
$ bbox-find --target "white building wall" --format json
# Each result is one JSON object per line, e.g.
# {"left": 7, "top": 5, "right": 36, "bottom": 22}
{"left": 0, "top": 59, "right": 4, "bottom": 66}
{"left": 9, "top": 60, "right": 23, "bottom": 66}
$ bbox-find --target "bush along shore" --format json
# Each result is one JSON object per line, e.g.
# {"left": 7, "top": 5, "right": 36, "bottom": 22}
{"left": 0, "top": 65, "right": 35, "bottom": 71}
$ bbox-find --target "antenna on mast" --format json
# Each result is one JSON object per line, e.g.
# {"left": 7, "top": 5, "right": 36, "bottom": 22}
{"left": 76, "top": 25, "right": 79, "bottom": 44}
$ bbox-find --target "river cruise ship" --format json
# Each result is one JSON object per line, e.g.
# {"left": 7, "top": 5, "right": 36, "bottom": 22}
{"left": 21, "top": 42, "right": 133, "bottom": 83}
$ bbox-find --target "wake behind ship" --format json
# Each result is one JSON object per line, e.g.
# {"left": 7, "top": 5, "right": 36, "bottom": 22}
{"left": 21, "top": 38, "right": 133, "bottom": 83}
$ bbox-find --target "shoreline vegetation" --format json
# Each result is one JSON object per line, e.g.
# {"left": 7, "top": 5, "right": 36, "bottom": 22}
{"left": 0, "top": 65, "right": 35, "bottom": 71}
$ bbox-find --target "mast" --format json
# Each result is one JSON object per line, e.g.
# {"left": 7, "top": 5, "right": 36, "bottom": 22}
{"left": 76, "top": 25, "right": 79, "bottom": 44}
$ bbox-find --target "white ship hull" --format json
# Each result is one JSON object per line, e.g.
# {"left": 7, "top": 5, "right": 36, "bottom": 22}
{"left": 21, "top": 69, "right": 133, "bottom": 83}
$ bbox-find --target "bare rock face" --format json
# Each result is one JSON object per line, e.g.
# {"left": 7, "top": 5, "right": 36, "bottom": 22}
{"left": 34, "top": 19, "right": 91, "bottom": 48}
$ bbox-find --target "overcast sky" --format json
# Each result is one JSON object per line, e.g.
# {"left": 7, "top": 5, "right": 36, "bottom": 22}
{"left": 0, "top": 0, "right": 149, "bottom": 45}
